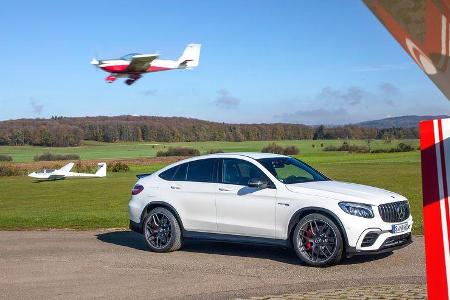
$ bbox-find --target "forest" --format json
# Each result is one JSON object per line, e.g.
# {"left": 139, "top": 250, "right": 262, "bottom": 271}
{"left": 0, "top": 115, "right": 419, "bottom": 147}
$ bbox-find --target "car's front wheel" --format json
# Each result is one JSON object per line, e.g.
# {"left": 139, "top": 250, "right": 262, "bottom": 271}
{"left": 293, "top": 213, "right": 343, "bottom": 267}
{"left": 143, "top": 207, "right": 182, "bottom": 252}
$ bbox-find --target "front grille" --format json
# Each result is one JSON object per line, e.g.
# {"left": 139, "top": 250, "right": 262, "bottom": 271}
{"left": 361, "top": 232, "right": 380, "bottom": 247}
{"left": 381, "top": 233, "right": 411, "bottom": 249}
{"left": 378, "top": 201, "right": 410, "bottom": 223}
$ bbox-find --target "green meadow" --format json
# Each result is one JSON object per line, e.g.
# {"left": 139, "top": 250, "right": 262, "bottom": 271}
{"left": 0, "top": 139, "right": 423, "bottom": 234}
{"left": 0, "top": 139, "right": 418, "bottom": 162}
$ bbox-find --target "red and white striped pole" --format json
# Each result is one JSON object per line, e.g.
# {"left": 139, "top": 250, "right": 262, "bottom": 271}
{"left": 363, "top": 2, "right": 450, "bottom": 297}
{"left": 420, "top": 119, "right": 450, "bottom": 299}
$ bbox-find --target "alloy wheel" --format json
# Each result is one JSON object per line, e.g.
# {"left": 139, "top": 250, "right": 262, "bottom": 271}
{"left": 297, "top": 219, "right": 337, "bottom": 263}
{"left": 145, "top": 212, "right": 172, "bottom": 249}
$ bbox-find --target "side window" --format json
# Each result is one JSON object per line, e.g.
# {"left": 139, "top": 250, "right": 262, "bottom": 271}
{"left": 172, "top": 163, "right": 188, "bottom": 181}
{"left": 159, "top": 166, "right": 177, "bottom": 181}
{"left": 222, "top": 158, "right": 269, "bottom": 186}
{"left": 186, "top": 159, "right": 217, "bottom": 183}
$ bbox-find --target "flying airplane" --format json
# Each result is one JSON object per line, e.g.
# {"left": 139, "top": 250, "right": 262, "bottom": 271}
{"left": 90, "top": 43, "right": 201, "bottom": 85}
{"left": 28, "top": 162, "right": 107, "bottom": 181}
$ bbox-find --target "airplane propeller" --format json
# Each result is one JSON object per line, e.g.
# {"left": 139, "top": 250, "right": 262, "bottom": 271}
{"left": 90, "top": 57, "right": 100, "bottom": 65}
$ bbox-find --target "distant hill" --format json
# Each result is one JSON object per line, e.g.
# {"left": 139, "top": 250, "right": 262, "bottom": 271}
{"left": 356, "top": 115, "right": 449, "bottom": 128}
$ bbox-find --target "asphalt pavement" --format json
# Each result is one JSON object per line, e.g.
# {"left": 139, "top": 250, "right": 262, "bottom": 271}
{"left": 0, "top": 230, "right": 426, "bottom": 299}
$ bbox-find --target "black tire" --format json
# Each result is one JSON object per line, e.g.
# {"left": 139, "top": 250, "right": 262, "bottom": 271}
{"left": 292, "top": 213, "right": 343, "bottom": 267}
{"left": 143, "top": 207, "right": 182, "bottom": 253}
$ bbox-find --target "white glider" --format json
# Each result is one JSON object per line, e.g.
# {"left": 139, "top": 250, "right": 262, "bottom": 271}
{"left": 28, "top": 162, "right": 107, "bottom": 181}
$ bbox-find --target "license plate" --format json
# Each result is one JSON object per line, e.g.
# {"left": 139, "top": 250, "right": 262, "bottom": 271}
{"left": 392, "top": 222, "right": 409, "bottom": 234}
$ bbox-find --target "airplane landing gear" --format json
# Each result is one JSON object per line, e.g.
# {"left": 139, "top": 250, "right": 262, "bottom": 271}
{"left": 105, "top": 75, "right": 117, "bottom": 83}
{"left": 125, "top": 74, "right": 141, "bottom": 85}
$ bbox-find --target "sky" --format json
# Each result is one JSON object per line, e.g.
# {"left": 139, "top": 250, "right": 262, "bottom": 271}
{"left": 0, "top": 0, "right": 449, "bottom": 125}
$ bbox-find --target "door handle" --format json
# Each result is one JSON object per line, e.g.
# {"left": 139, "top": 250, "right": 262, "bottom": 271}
{"left": 170, "top": 185, "right": 181, "bottom": 190}
{"left": 218, "top": 187, "right": 230, "bottom": 192}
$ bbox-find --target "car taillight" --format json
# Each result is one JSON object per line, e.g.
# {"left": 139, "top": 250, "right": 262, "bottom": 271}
{"left": 131, "top": 184, "right": 144, "bottom": 195}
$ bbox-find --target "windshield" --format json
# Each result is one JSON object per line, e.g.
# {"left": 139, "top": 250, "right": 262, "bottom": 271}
{"left": 257, "top": 157, "right": 328, "bottom": 184}
{"left": 120, "top": 53, "right": 141, "bottom": 61}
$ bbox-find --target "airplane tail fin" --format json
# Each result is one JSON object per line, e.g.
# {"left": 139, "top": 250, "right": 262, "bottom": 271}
{"left": 177, "top": 44, "right": 201, "bottom": 68}
{"left": 59, "top": 162, "right": 75, "bottom": 173}
{"left": 95, "top": 163, "right": 107, "bottom": 177}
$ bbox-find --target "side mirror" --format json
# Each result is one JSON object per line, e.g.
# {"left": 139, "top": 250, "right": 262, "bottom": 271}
{"left": 248, "top": 178, "right": 268, "bottom": 189}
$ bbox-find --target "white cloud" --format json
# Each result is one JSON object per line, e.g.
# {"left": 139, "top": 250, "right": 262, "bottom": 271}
{"left": 214, "top": 89, "right": 240, "bottom": 109}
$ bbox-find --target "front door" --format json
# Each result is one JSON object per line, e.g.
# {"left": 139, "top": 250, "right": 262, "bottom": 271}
{"left": 215, "top": 158, "right": 277, "bottom": 238}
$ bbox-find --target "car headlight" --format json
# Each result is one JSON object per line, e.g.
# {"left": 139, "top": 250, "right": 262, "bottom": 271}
{"left": 338, "top": 202, "right": 374, "bottom": 218}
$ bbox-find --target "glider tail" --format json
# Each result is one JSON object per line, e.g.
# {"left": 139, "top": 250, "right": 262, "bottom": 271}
{"left": 178, "top": 44, "right": 201, "bottom": 68}
{"left": 95, "top": 163, "right": 107, "bottom": 177}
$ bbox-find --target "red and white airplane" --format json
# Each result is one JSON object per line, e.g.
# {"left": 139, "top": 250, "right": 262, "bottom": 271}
{"left": 90, "top": 43, "right": 201, "bottom": 85}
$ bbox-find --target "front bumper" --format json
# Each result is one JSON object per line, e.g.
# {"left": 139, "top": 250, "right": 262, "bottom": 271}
{"left": 346, "top": 232, "right": 412, "bottom": 257}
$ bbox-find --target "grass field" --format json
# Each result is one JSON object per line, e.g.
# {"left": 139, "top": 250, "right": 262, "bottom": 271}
{"left": 0, "top": 139, "right": 423, "bottom": 234}
{"left": 0, "top": 139, "right": 419, "bottom": 162}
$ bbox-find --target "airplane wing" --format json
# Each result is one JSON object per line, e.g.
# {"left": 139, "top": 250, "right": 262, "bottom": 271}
{"left": 125, "top": 54, "right": 159, "bottom": 73}
{"left": 364, "top": 0, "right": 450, "bottom": 100}
{"left": 59, "top": 162, "right": 74, "bottom": 172}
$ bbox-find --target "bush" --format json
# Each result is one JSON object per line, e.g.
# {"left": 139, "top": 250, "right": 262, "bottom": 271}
{"left": 397, "top": 143, "right": 414, "bottom": 152}
{"left": 261, "top": 143, "right": 284, "bottom": 154}
{"left": 323, "top": 145, "right": 339, "bottom": 151}
{"left": 370, "top": 143, "right": 415, "bottom": 153}
{"left": 261, "top": 143, "right": 299, "bottom": 155}
{"left": 323, "top": 141, "right": 415, "bottom": 154}
{"left": 74, "top": 161, "right": 96, "bottom": 173}
{"left": 0, "top": 155, "right": 12, "bottom": 162}
{"left": 0, "top": 164, "right": 25, "bottom": 176}
{"left": 34, "top": 152, "right": 80, "bottom": 161}
{"left": 283, "top": 145, "right": 300, "bottom": 155}
{"left": 323, "top": 142, "right": 348, "bottom": 152}
{"left": 108, "top": 162, "right": 130, "bottom": 172}
{"left": 156, "top": 147, "right": 200, "bottom": 157}
{"left": 323, "top": 142, "right": 368, "bottom": 153}
{"left": 347, "top": 145, "right": 369, "bottom": 153}
{"left": 207, "top": 149, "right": 224, "bottom": 154}
{"left": 370, "top": 149, "right": 386, "bottom": 153}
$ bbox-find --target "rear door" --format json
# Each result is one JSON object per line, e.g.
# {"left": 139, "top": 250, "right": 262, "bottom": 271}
{"left": 216, "top": 158, "right": 277, "bottom": 238}
{"left": 166, "top": 158, "right": 219, "bottom": 232}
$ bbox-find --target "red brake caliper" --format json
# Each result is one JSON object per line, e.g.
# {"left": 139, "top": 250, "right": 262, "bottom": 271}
{"left": 305, "top": 228, "right": 313, "bottom": 250}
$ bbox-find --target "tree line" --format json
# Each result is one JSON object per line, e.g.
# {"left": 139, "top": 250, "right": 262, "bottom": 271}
{"left": 0, "top": 116, "right": 419, "bottom": 147}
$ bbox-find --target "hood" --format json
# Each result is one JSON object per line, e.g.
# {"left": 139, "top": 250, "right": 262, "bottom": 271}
{"left": 285, "top": 180, "right": 406, "bottom": 205}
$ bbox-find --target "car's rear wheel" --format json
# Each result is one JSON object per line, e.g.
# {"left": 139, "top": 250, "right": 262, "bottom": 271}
{"left": 143, "top": 207, "right": 182, "bottom": 252}
{"left": 293, "top": 213, "right": 343, "bottom": 267}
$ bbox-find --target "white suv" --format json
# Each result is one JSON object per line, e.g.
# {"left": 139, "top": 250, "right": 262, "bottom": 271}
{"left": 128, "top": 153, "right": 413, "bottom": 267}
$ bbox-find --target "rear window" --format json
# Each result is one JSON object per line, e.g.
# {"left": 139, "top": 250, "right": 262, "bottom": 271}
{"left": 159, "top": 166, "right": 177, "bottom": 181}
{"left": 186, "top": 159, "right": 216, "bottom": 183}
{"left": 159, "top": 159, "right": 217, "bottom": 182}
{"left": 158, "top": 163, "right": 188, "bottom": 181}
{"left": 173, "top": 163, "right": 188, "bottom": 181}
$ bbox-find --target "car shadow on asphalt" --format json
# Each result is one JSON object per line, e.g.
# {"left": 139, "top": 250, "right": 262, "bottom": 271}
{"left": 96, "top": 230, "right": 393, "bottom": 266}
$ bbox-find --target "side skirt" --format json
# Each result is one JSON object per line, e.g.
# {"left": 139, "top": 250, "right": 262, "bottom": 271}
{"left": 182, "top": 230, "right": 291, "bottom": 248}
